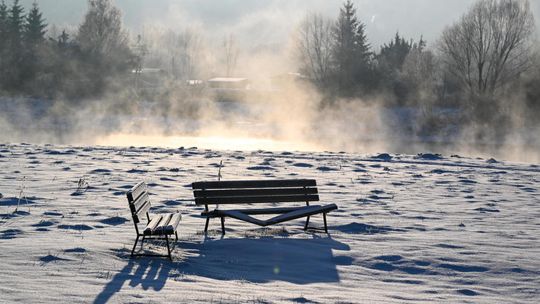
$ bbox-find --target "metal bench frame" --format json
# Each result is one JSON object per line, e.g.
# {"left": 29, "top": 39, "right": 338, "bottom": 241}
{"left": 192, "top": 179, "right": 337, "bottom": 234}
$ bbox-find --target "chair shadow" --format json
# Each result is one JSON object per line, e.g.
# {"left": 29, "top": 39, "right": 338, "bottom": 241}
{"left": 94, "top": 258, "right": 172, "bottom": 304}
{"left": 177, "top": 234, "right": 352, "bottom": 284}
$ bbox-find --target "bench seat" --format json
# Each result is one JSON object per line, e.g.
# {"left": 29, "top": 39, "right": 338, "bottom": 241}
{"left": 143, "top": 213, "right": 182, "bottom": 236}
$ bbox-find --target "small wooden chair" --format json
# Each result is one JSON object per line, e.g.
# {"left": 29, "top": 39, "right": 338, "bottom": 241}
{"left": 126, "top": 181, "right": 181, "bottom": 260}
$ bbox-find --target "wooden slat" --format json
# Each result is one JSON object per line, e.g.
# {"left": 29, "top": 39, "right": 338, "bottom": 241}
{"left": 195, "top": 194, "right": 319, "bottom": 205}
{"left": 192, "top": 179, "right": 316, "bottom": 190}
{"left": 194, "top": 187, "right": 317, "bottom": 198}
{"left": 203, "top": 206, "right": 304, "bottom": 217}
{"left": 136, "top": 200, "right": 151, "bottom": 218}
{"left": 127, "top": 181, "right": 147, "bottom": 202}
{"left": 130, "top": 192, "right": 149, "bottom": 214}
{"left": 144, "top": 215, "right": 163, "bottom": 234}
{"left": 164, "top": 213, "right": 182, "bottom": 234}
{"left": 219, "top": 210, "right": 267, "bottom": 226}
{"left": 152, "top": 213, "right": 172, "bottom": 235}
{"left": 265, "top": 204, "right": 337, "bottom": 225}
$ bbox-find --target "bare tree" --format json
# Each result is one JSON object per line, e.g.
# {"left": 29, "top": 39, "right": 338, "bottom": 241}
{"left": 296, "top": 12, "right": 334, "bottom": 87}
{"left": 77, "top": 0, "right": 130, "bottom": 59}
{"left": 439, "top": 0, "right": 535, "bottom": 98}
{"left": 223, "top": 34, "right": 238, "bottom": 77}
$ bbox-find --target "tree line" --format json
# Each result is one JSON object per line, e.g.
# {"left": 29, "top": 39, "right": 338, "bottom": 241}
{"left": 0, "top": 0, "right": 539, "bottom": 130}
{"left": 0, "top": 0, "right": 134, "bottom": 99}
{"left": 297, "top": 0, "right": 540, "bottom": 127}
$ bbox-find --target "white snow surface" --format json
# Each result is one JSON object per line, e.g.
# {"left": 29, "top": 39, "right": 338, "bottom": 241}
{"left": 0, "top": 143, "right": 539, "bottom": 303}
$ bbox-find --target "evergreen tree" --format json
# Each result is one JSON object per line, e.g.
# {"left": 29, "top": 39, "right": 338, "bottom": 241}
{"left": 332, "top": 0, "right": 372, "bottom": 96}
{"left": 0, "top": 1, "right": 8, "bottom": 47}
{"left": 5, "top": 0, "right": 25, "bottom": 91}
{"left": 0, "top": 0, "right": 9, "bottom": 89}
{"left": 24, "top": 1, "right": 46, "bottom": 45}
{"left": 21, "top": 1, "right": 47, "bottom": 94}
{"left": 378, "top": 33, "right": 413, "bottom": 73}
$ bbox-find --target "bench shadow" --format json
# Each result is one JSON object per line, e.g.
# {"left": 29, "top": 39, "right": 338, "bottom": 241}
{"left": 94, "top": 258, "right": 171, "bottom": 304}
{"left": 178, "top": 235, "right": 351, "bottom": 284}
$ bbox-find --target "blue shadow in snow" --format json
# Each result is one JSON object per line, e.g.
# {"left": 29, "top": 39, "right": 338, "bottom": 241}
{"left": 94, "top": 259, "right": 171, "bottom": 304}
{"left": 178, "top": 235, "right": 351, "bottom": 284}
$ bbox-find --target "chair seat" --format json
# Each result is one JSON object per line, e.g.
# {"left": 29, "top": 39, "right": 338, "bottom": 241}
{"left": 143, "top": 212, "right": 182, "bottom": 235}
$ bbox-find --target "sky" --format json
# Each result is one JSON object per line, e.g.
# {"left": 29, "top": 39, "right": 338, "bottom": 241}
{"left": 21, "top": 0, "right": 540, "bottom": 50}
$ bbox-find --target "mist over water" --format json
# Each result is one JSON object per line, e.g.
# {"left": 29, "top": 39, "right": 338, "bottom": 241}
{"left": 1, "top": 86, "right": 539, "bottom": 164}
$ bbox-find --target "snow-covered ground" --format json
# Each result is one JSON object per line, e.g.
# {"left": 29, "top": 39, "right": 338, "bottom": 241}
{"left": 0, "top": 143, "right": 539, "bottom": 303}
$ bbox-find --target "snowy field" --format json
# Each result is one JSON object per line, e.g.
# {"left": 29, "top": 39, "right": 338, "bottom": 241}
{"left": 0, "top": 143, "right": 539, "bottom": 303}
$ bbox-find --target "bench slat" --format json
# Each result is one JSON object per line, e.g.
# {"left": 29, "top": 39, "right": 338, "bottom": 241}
{"left": 219, "top": 210, "right": 267, "bottom": 226}
{"left": 163, "top": 213, "right": 182, "bottom": 234}
{"left": 194, "top": 187, "right": 318, "bottom": 198}
{"left": 265, "top": 204, "right": 337, "bottom": 226}
{"left": 144, "top": 215, "right": 163, "bottom": 234}
{"left": 202, "top": 206, "right": 305, "bottom": 217}
{"left": 195, "top": 194, "right": 319, "bottom": 205}
{"left": 136, "top": 200, "right": 151, "bottom": 218}
{"left": 192, "top": 179, "right": 316, "bottom": 190}
{"left": 127, "top": 181, "right": 147, "bottom": 202}
{"left": 130, "top": 192, "right": 149, "bottom": 214}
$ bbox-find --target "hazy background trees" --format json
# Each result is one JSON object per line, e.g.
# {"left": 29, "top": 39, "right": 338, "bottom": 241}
{"left": 296, "top": 13, "right": 333, "bottom": 90}
{"left": 0, "top": 0, "right": 538, "bottom": 142}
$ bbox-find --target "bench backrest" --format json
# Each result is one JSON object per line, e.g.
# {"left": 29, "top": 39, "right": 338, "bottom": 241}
{"left": 126, "top": 181, "right": 151, "bottom": 224}
{"left": 192, "top": 179, "right": 319, "bottom": 206}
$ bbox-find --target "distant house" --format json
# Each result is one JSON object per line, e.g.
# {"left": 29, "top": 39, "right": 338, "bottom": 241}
{"left": 207, "top": 77, "right": 251, "bottom": 101}
{"left": 207, "top": 77, "right": 250, "bottom": 90}
{"left": 131, "top": 68, "right": 168, "bottom": 88}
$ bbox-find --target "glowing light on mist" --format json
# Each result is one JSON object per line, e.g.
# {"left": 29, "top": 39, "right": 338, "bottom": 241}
{"left": 371, "top": 15, "right": 376, "bottom": 23}
{"left": 95, "top": 133, "right": 324, "bottom": 152}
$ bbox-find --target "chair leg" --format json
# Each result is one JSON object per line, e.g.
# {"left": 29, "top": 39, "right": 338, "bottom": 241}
{"left": 165, "top": 235, "right": 172, "bottom": 261}
{"left": 140, "top": 235, "right": 146, "bottom": 250}
{"left": 304, "top": 216, "right": 311, "bottom": 230}
{"left": 323, "top": 213, "right": 328, "bottom": 233}
{"left": 131, "top": 235, "right": 140, "bottom": 257}
{"left": 175, "top": 231, "right": 178, "bottom": 241}
{"left": 221, "top": 217, "right": 225, "bottom": 235}
{"left": 204, "top": 217, "right": 210, "bottom": 233}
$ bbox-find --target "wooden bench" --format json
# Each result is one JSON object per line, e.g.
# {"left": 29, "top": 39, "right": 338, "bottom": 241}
{"left": 191, "top": 179, "right": 337, "bottom": 234}
{"left": 126, "top": 181, "right": 182, "bottom": 260}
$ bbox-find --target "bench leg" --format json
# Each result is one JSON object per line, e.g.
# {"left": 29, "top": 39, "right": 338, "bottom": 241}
{"left": 304, "top": 216, "right": 311, "bottom": 230}
{"left": 204, "top": 217, "right": 210, "bottom": 233}
{"left": 131, "top": 235, "right": 140, "bottom": 257}
{"left": 323, "top": 213, "right": 328, "bottom": 233}
{"left": 165, "top": 235, "right": 172, "bottom": 261}
{"left": 221, "top": 217, "right": 225, "bottom": 235}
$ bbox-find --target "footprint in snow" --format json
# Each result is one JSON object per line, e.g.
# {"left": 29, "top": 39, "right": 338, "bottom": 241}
{"left": 0, "top": 229, "right": 23, "bottom": 239}
{"left": 32, "top": 220, "right": 57, "bottom": 227}
{"left": 416, "top": 153, "right": 443, "bottom": 160}
{"left": 58, "top": 224, "right": 94, "bottom": 231}
{"left": 457, "top": 289, "right": 479, "bottom": 296}
{"left": 89, "top": 168, "right": 112, "bottom": 174}
{"left": 99, "top": 216, "right": 128, "bottom": 226}
{"left": 39, "top": 255, "right": 71, "bottom": 264}
{"left": 65, "top": 247, "right": 87, "bottom": 253}
{"left": 317, "top": 166, "right": 338, "bottom": 171}
{"left": 247, "top": 166, "right": 275, "bottom": 171}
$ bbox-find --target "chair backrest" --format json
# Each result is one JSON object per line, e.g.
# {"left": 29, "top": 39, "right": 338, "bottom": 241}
{"left": 192, "top": 179, "right": 319, "bottom": 206}
{"left": 126, "top": 181, "right": 151, "bottom": 224}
